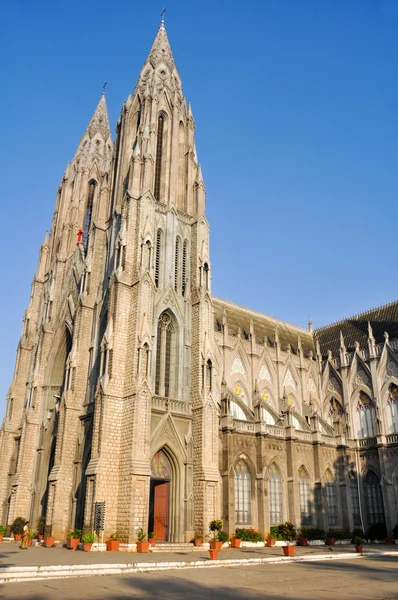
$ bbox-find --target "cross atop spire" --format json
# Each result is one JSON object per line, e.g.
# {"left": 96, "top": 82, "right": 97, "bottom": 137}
{"left": 161, "top": 7, "right": 166, "bottom": 25}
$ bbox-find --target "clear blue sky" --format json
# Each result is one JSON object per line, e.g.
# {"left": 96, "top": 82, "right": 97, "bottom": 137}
{"left": 1, "top": 0, "right": 397, "bottom": 416}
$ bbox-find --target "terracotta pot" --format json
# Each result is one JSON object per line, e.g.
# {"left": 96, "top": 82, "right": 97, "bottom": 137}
{"left": 385, "top": 537, "right": 393, "bottom": 545}
{"left": 267, "top": 537, "right": 276, "bottom": 547}
{"left": 230, "top": 538, "right": 242, "bottom": 548}
{"left": 193, "top": 538, "right": 203, "bottom": 547}
{"left": 355, "top": 545, "right": 363, "bottom": 553}
{"left": 83, "top": 542, "right": 93, "bottom": 552}
{"left": 14, "top": 534, "right": 22, "bottom": 542}
{"left": 0, "top": 535, "right": 3, "bottom": 543}
{"left": 38, "top": 535, "right": 44, "bottom": 542}
{"left": 44, "top": 536, "right": 55, "bottom": 548}
{"left": 149, "top": 538, "right": 156, "bottom": 547}
{"left": 209, "top": 549, "right": 219, "bottom": 560}
{"left": 136, "top": 541, "right": 150, "bottom": 553}
{"left": 28, "top": 539, "right": 33, "bottom": 547}
{"left": 106, "top": 540, "right": 120, "bottom": 552}
{"left": 67, "top": 538, "right": 80, "bottom": 550}
{"left": 209, "top": 540, "right": 222, "bottom": 551}
{"left": 326, "top": 538, "right": 336, "bottom": 545}
{"left": 298, "top": 537, "right": 308, "bottom": 546}
{"left": 282, "top": 545, "right": 295, "bottom": 557}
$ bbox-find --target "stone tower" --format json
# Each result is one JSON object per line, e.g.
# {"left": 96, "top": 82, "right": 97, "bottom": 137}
{"left": 0, "top": 20, "right": 220, "bottom": 542}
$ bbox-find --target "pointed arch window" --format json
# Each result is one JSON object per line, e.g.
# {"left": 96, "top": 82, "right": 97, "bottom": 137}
{"left": 83, "top": 181, "right": 96, "bottom": 254}
{"left": 206, "top": 359, "right": 212, "bottom": 394}
{"left": 203, "top": 262, "right": 209, "bottom": 291}
{"left": 356, "top": 392, "right": 376, "bottom": 438}
{"left": 363, "top": 471, "right": 384, "bottom": 526}
{"left": 182, "top": 240, "right": 188, "bottom": 297}
{"left": 155, "top": 229, "right": 162, "bottom": 288}
{"left": 298, "top": 466, "right": 312, "bottom": 526}
{"left": 325, "top": 470, "right": 338, "bottom": 527}
{"left": 269, "top": 463, "right": 283, "bottom": 525}
{"left": 387, "top": 384, "right": 398, "bottom": 433}
{"left": 174, "top": 237, "right": 180, "bottom": 293}
{"left": 349, "top": 473, "right": 362, "bottom": 528}
{"left": 154, "top": 115, "right": 164, "bottom": 201}
{"left": 155, "top": 312, "right": 177, "bottom": 398}
{"left": 235, "top": 460, "right": 251, "bottom": 525}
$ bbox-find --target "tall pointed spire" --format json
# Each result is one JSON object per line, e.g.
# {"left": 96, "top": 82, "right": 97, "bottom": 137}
{"left": 85, "top": 94, "right": 111, "bottom": 141}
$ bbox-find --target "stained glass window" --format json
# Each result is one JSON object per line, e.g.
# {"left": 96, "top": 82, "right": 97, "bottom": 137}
{"left": 269, "top": 463, "right": 282, "bottom": 525}
{"left": 151, "top": 450, "right": 172, "bottom": 479}
{"left": 235, "top": 460, "right": 251, "bottom": 525}
{"left": 298, "top": 467, "right": 312, "bottom": 526}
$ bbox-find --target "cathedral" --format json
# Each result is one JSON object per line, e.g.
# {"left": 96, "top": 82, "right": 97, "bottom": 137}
{"left": 1, "top": 21, "right": 397, "bottom": 544}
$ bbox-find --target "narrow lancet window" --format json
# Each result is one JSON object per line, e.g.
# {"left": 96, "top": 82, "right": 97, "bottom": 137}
{"left": 154, "top": 115, "right": 164, "bottom": 201}
{"left": 83, "top": 182, "right": 95, "bottom": 254}
{"left": 155, "top": 229, "right": 162, "bottom": 288}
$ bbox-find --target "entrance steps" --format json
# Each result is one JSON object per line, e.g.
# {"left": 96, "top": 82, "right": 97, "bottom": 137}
{"left": 151, "top": 542, "right": 207, "bottom": 553}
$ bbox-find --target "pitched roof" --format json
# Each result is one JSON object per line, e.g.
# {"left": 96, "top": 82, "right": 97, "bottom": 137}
{"left": 314, "top": 299, "right": 398, "bottom": 357}
{"left": 212, "top": 296, "right": 314, "bottom": 355}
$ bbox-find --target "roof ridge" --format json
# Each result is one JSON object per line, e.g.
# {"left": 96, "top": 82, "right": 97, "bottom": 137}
{"left": 212, "top": 295, "right": 310, "bottom": 334}
{"left": 314, "top": 297, "right": 398, "bottom": 333}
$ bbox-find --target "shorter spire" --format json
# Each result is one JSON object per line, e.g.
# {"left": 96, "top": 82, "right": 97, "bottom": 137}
{"left": 86, "top": 94, "right": 111, "bottom": 141}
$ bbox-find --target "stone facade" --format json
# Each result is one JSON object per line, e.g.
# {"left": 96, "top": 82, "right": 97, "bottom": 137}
{"left": 0, "top": 22, "right": 397, "bottom": 542}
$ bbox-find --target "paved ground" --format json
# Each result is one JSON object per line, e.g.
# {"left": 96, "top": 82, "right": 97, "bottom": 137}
{"left": 0, "top": 542, "right": 392, "bottom": 567}
{"left": 0, "top": 555, "right": 397, "bottom": 599}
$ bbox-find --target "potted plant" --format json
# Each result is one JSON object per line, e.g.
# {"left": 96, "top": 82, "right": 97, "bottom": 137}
{"left": 193, "top": 533, "right": 203, "bottom": 547}
{"left": 148, "top": 532, "right": 156, "bottom": 548}
{"left": 230, "top": 529, "right": 242, "bottom": 548}
{"left": 367, "top": 522, "right": 386, "bottom": 542}
{"left": 209, "top": 520, "right": 223, "bottom": 551}
{"left": 354, "top": 536, "right": 363, "bottom": 553}
{"left": 136, "top": 528, "right": 150, "bottom": 553}
{"left": 267, "top": 526, "right": 277, "bottom": 547}
{"left": 276, "top": 521, "right": 296, "bottom": 556}
{"left": 0, "top": 525, "right": 7, "bottom": 542}
{"left": 326, "top": 530, "right": 339, "bottom": 545}
{"left": 11, "top": 517, "right": 26, "bottom": 542}
{"left": 44, "top": 534, "right": 55, "bottom": 547}
{"left": 28, "top": 530, "right": 36, "bottom": 547}
{"left": 67, "top": 529, "right": 81, "bottom": 550}
{"left": 37, "top": 516, "right": 46, "bottom": 542}
{"left": 81, "top": 532, "right": 95, "bottom": 552}
{"left": 297, "top": 526, "right": 309, "bottom": 546}
{"left": 106, "top": 532, "right": 120, "bottom": 552}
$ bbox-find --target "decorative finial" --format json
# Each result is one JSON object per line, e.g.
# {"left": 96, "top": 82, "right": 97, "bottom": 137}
{"left": 161, "top": 7, "right": 166, "bottom": 25}
{"left": 308, "top": 315, "right": 313, "bottom": 334}
{"left": 102, "top": 81, "right": 107, "bottom": 95}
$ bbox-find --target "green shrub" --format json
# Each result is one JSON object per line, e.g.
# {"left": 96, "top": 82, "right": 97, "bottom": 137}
{"left": 11, "top": 517, "right": 26, "bottom": 535}
{"left": 217, "top": 530, "right": 228, "bottom": 543}
{"left": 0, "top": 525, "right": 7, "bottom": 536}
{"left": 137, "top": 528, "right": 147, "bottom": 542}
{"left": 233, "top": 529, "right": 242, "bottom": 540}
{"left": 67, "top": 529, "right": 81, "bottom": 540}
{"left": 29, "top": 530, "right": 36, "bottom": 539}
{"left": 269, "top": 526, "right": 282, "bottom": 540}
{"left": 367, "top": 522, "right": 387, "bottom": 540}
{"left": 299, "top": 527, "right": 325, "bottom": 541}
{"left": 81, "top": 532, "right": 95, "bottom": 544}
{"left": 325, "top": 529, "right": 350, "bottom": 541}
{"left": 209, "top": 520, "right": 223, "bottom": 540}
{"left": 355, "top": 536, "right": 363, "bottom": 546}
{"left": 275, "top": 522, "right": 296, "bottom": 542}
{"left": 235, "top": 528, "right": 264, "bottom": 542}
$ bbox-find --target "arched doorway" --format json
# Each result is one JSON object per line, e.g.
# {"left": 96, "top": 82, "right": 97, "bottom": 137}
{"left": 149, "top": 450, "right": 172, "bottom": 541}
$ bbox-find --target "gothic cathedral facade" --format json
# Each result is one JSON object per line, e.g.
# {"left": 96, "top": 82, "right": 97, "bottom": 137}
{"left": 1, "top": 23, "right": 397, "bottom": 543}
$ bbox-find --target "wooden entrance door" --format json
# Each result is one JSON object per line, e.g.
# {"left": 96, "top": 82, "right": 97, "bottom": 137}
{"left": 153, "top": 481, "right": 169, "bottom": 541}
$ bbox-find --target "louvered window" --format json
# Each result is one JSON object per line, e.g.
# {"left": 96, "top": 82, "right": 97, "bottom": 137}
{"left": 154, "top": 115, "right": 164, "bottom": 201}
{"left": 182, "top": 240, "right": 188, "bottom": 297}
{"left": 83, "top": 182, "right": 95, "bottom": 254}
{"left": 174, "top": 237, "right": 180, "bottom": 293}
{"left": 155, "top": 229, "right": 162, "bottom": 288}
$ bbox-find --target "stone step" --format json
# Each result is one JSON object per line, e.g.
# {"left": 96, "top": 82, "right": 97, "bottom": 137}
{"left": 151, "top": 542, "right": 207, "bottom": 553}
